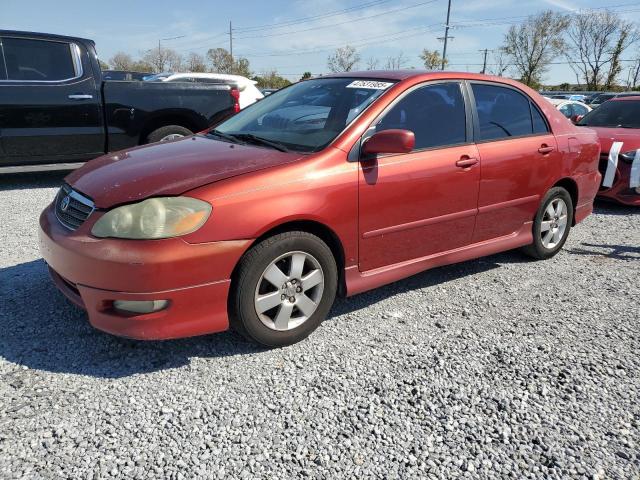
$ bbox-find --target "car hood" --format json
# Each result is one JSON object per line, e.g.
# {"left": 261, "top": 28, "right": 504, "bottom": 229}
{"left": 587, "top": 126, "right": 640, "bottom": 155}
{"left": 66, "top": 135, "right": 303, "bottom": 209}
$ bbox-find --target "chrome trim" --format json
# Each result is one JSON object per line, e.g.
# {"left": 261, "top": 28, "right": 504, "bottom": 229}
{"left": 54, "top": 184, "right": 95, "bottom": 231}
{"left": 0, "top": 37, "right": 84, "bottom": 83}
{"left": 68, "top": 94, "right": 93, "bottom": 100}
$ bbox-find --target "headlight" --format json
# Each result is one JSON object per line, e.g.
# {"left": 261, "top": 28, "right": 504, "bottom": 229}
{"left": 620, "top": 151, "right": 638, "bottom": 164}
{"left": 92, "top": 197, "right": 211, "bottom": 239}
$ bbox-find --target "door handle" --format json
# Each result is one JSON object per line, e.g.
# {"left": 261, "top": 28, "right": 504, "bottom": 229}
{"left": 68, "top": 94, "right": 93, "bottom": 100}
{"left": 538, "top": 145, "right": 555, "bottom": 154}
{"left": 455, "top": 157, "right": 479, "bottom": 168}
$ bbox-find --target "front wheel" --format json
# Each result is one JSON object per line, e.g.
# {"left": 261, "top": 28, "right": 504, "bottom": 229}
{"left": 145, "top": 125, "right": 193, "bottom": 144}
{"left": 522, "top": 187, "right": 574, "bottom": 260}
{"left": 230, "top": 231, "right": 338, "bottom": 347}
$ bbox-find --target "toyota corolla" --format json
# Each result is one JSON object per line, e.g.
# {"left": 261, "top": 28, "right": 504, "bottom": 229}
{"left": 39, "top": 71, "right": 601, "bottom": 346}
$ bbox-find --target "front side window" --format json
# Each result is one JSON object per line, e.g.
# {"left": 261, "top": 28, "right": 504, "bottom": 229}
{"left": 373, "top": 82, "right": 467, "bottom": 150}
{"left": 2, "top": 37, "right": 77, "bottom": 81}
{"left": 214, "top": 78, "right": 394, "bottom": 152}
{"left": 559, "top": 104, "right": 573, "bottom": 118}
{"left": 572, "top": 104, "right": 589, "bottom": 116}
{"left": 472, "top": 83, "right": 548, "bottom": 141}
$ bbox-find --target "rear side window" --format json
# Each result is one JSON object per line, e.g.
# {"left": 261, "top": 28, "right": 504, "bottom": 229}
{"left": 472, "top": 83, "right": 548, "bottom": 141}
{"left": 0, "top": 40, "right": 7, "bottom": 80}
{"left": 375, "top": 82, "right": 467, "bottom": 150}
{"left": 2, "top": 37, "right": 77, "bottom": 81}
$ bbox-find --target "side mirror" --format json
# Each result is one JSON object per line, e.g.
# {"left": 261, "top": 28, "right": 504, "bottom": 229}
{"left": 571, "top": 114, "right": 584, "bottom": 124}
{"left": 362, "top": 129, "right": 415, "bottom": 156}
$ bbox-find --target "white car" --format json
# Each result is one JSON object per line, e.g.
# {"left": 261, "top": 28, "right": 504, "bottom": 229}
{"left": 546, "top": 98, "right": 592, "bottom": 122}
{"left": 162, "top": 73, "right": 264, "bottom": 109}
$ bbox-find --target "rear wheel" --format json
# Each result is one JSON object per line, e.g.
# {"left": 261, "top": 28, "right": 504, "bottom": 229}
{"left": 522, "top": 187, "right": 573, "bottom": 260}
{"left": 145, "top": 125, "right": 193, "bottom": 144}
{"left": 230, "top": 232, "right": 337, "bottom": 347}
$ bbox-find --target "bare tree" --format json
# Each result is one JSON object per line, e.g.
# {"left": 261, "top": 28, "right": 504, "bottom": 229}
{"left": 419, "top": 49, "right": 446, "bottom": 70}
{"left": 502, "top": 10, "right": 569, "bottom": 87}
{"left": 186, "top": 52, "right": 207, "bottom": 73}
{"left": 489, "top": 48, "right": 510, "bottom": 76}
{"left": 626, "top": 53, "right": 640, "bottom": 89}
{"left": 109, "top": 52, "right": 134, "bottom": 71}
{"left": 365, "top": 56, "right": 379, "bottom": 70}
{"left": 327, "top": 46, "right": 360, "bottom": 72}
{"left": 565, "top": 10, "right": 637, "bottom": 90}
{"left": 207, "top": 48, "right": 234, "bottom": 73}
{"left": 143, "top": 47, "right": 182, "bottom": 72}
{"left": 385, "top": 52, "right": 408, "bottom": 70}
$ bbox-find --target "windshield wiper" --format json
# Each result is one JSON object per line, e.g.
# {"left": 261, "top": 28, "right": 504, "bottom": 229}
{"left": 230, "top": 133, "right": 289, "bottom": 152}
{"left": 207, "top": 129, "right": 245, "bottom": 144}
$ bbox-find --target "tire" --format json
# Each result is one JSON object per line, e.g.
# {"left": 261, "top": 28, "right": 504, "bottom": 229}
{"left": 145, "top": 125, "right": 193, "bottom": 144}
{"left": 522, "top": 187, "right": 574, "bottom": 260}
{"left": 230, "top": 231, "right": 338, "bottom": 347}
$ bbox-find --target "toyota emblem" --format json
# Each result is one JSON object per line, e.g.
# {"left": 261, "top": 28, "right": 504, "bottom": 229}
{"left": 60, "top": 195, "right": 71, "bottom": 212}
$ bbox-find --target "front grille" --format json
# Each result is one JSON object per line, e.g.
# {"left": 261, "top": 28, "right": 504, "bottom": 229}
{"left": 54, "top": 184, "right": 95, "bottom": 230}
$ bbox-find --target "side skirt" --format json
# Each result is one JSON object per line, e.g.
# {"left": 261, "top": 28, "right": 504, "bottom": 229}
{"left": 345, "top": 222, "right": 533, "bottom": 296}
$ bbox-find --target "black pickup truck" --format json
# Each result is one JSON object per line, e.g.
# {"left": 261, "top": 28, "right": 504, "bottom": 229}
{"left": 0, "top": 30, "right": 239, "bottom": 172}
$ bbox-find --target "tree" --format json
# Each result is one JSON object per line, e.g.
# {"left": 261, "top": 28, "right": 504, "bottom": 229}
{"left": 109, "top": 52, "right": 134, "bottom": 71}
{"left": 300, "top": 71, "right": 312, "bottom": 81}
{"left": 98, "top": 59, "right": 109, "bottom": 70}
{"left": 254, "top": 70, "right": 292, "bottom": 89}
{"left": 143, "top": 47, "right": 182, "bottom": 72}
{"left": 488, "top": 48, "right": 509, "bottom": 76}
{"left": 186, "top": 52, "right": 207, "bottom": 73}
{"left": 565, "top": 11, "right": 637, "bottom": 91}
{"left": 385, "top": 52, "right": 408, "bottom": 70}
{"left": 327, "top": 45, "right": 360, "bottom": 72}
{"left": 207, "top": 48, "right": 252, "bottom": 76}
{"left": 365, "top": 57, "right": 379, "bottom": 70}
{"left": 419, "top": 49, "right": 446, "bottom": 70}
{"left": 131, "top": 60, "right": 154, "bottom": 73}
{"left": 502, "top": 10, "right": 569, "bottom": 87}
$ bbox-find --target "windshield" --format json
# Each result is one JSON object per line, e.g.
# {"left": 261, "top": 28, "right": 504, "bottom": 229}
{"left": 578, "top": 100, "right": 640, "bottom": 128}
{"left": 211, "top": 78, "right": 396, "bottom": 152}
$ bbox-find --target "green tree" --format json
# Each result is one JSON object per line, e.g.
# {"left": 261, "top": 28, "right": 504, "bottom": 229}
{"left": 254, "top": 70, "right": 292, "bottom": 89}
{"left": 419, "top": 49, "right": 446, "bottom": 70}
{"left": 300, "top": 71, "right": 312, "bottom": 81}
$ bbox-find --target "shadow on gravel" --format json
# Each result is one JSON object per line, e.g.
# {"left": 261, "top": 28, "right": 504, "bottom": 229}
{"left": 0, "top": 171, "right": 68, "bottom": 191}
{"left": 593, "top": 200, "right": 639, "bottom": 216}
{"left": 568, "top": 242, "right": 640, "bottom": 261}
{"left": 0, "top": 250, "right": 516, "bottom": 378}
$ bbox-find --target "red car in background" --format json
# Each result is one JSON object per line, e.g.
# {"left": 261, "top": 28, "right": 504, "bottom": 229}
{"left": 39, "top": 71, "right": 601, "bottom": 347}
{"left": 577, "top": 96, "right": 640, "bottom": 206}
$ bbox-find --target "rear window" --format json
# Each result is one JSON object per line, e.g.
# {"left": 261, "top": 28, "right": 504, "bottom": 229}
{"left": 2, "top": 37, "right": 77, "bottom": 81}
{"left": 578, "top": 100, "right": 640, "bottom": 128}
{"left": 472, "top": 83, "right": 548, "bottom": 141}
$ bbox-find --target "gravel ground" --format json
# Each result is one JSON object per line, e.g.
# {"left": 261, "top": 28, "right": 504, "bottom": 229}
{"left": 1, "top": 172, "right": 639, "bottom": 479}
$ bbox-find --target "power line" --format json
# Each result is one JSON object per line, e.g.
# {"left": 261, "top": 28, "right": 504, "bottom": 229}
{"left": 233, "top": 0, "right": 440, "bottom": 40}
{"left": 234, "top": 0, "right": 393, "bottom": 32}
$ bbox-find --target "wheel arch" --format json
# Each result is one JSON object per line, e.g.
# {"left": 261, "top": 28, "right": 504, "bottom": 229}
{"left": 230, "top": 219, "right": 347, "bottom": 297}
{"left": 552, "top": 177, "right": 579, "bottom": 225}
{"left": 139, "top": 111, "right": 205, "bottom": 144}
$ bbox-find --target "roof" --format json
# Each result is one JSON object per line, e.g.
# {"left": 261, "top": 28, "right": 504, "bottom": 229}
{"left": 0, "top": 30, "right": 94, "bottom": 45}
{"left": 320, "top": 70, "right": 502, "bottom": 81}
{"left": 611, "top": 95, "right": 640, "bottom": 102}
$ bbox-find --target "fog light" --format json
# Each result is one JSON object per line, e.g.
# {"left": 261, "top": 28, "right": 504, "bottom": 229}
{"left": 113, "top": 300, "right": 169, "bottom": 314}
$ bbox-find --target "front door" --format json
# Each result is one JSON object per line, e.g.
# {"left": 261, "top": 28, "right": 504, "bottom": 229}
{"left": 0, "top": 36, "right": 104, "bottom": 166}
{"left": 358, "top": 82, "right": 480, "bottom": 272}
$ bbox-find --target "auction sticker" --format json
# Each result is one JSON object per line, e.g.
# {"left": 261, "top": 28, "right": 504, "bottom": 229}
{"left": 346, "top": 80, "right": 394, "bottom": 90}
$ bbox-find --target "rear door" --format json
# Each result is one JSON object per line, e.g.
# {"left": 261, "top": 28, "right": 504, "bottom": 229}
{"left": 469, "top": 82, "right": 561, "bottom": 242}
{"left": 358, "top": 81, "right": 480, "bottom": 271}
{"left": 0, "top": 35, "right": 103, "bottom": 166}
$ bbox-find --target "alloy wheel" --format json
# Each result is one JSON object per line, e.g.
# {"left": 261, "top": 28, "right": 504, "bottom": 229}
{"left": 540, "top": 198, "right": 568, "bottom": 249}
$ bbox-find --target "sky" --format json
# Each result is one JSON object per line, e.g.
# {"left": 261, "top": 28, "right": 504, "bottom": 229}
{"left": 2, "top": 0, "right": 640, "bottom": 84}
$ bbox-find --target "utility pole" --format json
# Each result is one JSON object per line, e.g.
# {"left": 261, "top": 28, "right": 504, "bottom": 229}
{"left": 480, "top": 48, "right": 491, "bottom": 74}
{"left": 157, "top": 35, "right": 185, "bottom": 71}
{"left": 229, "top": 21, "right": 233, "bottom": 62}
{"left": 438, "top": 0, "right": 453, "bottom": 70}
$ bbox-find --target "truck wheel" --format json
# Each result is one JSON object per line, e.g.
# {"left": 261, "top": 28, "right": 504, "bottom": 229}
{"left": 230, "top": 231, "right": 338, "bottom": 347}
{"left": 145, "top": 125, "right": 193, "bottom": 144}
{"left": 521, "top": 187, "right": 573, "bottom": 260}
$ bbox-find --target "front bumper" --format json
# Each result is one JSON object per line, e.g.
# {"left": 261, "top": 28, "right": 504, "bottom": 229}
{"left": 39, "top": 205, "right": 252, "bottom": 340}
{"left": 597, "top": 159, "right": 640, "bottom": 206}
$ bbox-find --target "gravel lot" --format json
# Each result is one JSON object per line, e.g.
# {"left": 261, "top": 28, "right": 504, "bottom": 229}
{"left": 0, "top": 172, "right": 639, "bottom": 479}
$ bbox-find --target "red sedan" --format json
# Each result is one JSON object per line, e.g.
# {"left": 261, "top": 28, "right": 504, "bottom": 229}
{"left": 39, "top": 71, "right": 601, "bottom": 346}
{"left": 577, "top": 96, "right": 640, "bottom": 206}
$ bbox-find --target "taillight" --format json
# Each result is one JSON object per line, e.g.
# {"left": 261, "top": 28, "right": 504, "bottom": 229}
{"left": 230, "top": 88, "right": 240, "bottom": 113}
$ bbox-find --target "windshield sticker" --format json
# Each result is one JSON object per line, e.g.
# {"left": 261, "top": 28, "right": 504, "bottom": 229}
{"left": 346, "top": 80, "right": 394, "bottom": 90}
